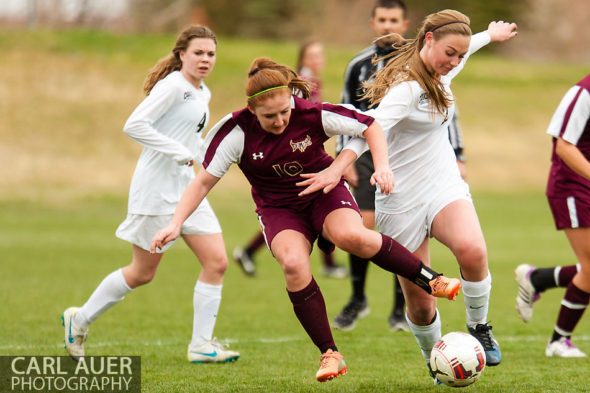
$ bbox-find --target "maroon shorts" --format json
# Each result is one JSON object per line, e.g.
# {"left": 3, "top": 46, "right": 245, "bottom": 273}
{"left": 547, "top": 196, "right": 590, "bottom": 230}
{"left": 258, "top": 182, "right": 361, "bottom": 254}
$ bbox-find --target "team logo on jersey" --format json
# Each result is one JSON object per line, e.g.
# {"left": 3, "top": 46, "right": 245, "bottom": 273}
{"left": 252, "top": 152, "right": 264, "bottom": 160}
{"left": 184, "top": 91, "right": 193, "bottom": 101}
{"left": 419, "top": 92, "right": 429, "bottom": 105}
{"left": 290, "top": 135, "right": 312, "bottom": 153}
{"left": 340, "top": 201, "right": 352, "bottom": 206}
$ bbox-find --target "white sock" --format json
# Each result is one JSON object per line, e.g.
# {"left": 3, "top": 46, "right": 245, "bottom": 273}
{"left": 462, "top": 272, "right": 491, "bottom": 328}
{"left": 189, "top": 280, "right": 222, "bottom": 348}
{"left": 406, "top": 309, "right": 441, "bottom": 362}
{"left": 75, "top": 268, "right": 132, "bottom": 329}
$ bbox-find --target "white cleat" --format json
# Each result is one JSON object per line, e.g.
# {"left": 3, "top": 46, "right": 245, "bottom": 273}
{"left": 546, "top": 337, "right": 587, "bottom": 358}
{"left": 187, "top": 338, "right": 240, "bottom": 363}
{"left": 62, "top": 307, "right": 88, "bottom": 360}
{"left": 515, "top": 264, "right": 539, "bottom": 323}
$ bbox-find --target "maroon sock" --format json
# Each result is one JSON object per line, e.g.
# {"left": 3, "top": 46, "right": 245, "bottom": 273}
{"left": 287, "top": 277, "right": 336, "bottom": 353}
{"left": 370, "top": 233, "right": 422, "bottom": 279}
{"left": 321, "top": 251, "right": 335, "bottom": 267}
{"left": 245, "top": 232, "right": 266, "bottom": 255}
{"left": 552, "top": 281, "right": 589, "bottom": 341}
{"left": 557, "top": 265, "right": 579, "bottom": 286}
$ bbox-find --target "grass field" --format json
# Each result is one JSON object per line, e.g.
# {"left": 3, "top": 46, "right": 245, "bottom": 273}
{"left": 1, "top": 29, "right": 590, "bottom": 392}
{"left": 1, "top": 190, "right": 589, "bottom": 392}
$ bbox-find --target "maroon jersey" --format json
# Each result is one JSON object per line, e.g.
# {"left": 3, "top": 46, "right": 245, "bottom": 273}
{"left": 201, "top": 96, "right": 374, "bottom": 212}
{"left": 546, "top": 74, "right": 590, "bottom": 199}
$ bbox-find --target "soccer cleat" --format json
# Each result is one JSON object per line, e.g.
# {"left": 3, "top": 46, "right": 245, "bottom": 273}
{"left": 427, "top": 362, "right": 444, "bottom": 385}
{"left": 468, "top": 323, "right": 502, "bottom": 366}
{"left": 388, "top": 310, "right": 410, "bottom": 332}
{"left": 429, "top": 276, "right": 461, "bottom": 300}
{"left": 315, "top": 349, "right": 346, "bottom": 382}
{"left": 545, "top": 337, "right": 587, "bottom": 358}
{"left": 62, "top": 307, "right": 88, "bottom": 361}
{"left": 232, "top": 247, "right": 256, "bottom": 277}
{"left": 322, "top": 264, "right": 348, "bottom": 279}
{"left": 515, "top": 264, "right": 540, "bottom": 323}
{"left": 332, "top": 297, "right": 369, "bottom": 331}
{"left": 187, "top": 338, "right": 240, "bottom": 363}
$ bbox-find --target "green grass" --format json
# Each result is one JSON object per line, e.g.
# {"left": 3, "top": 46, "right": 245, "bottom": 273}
{"left": 1, "top": 190, "right": 588, "bottom": 392}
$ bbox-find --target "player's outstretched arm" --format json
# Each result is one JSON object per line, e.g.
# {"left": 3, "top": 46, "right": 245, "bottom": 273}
{"left": 150, "top": 169, "right": 220, "bottom": 252}
{"left": 486, "top": 21, "right": 517, "bottom": 42}
{"left": 297, "top": 149, "right": 358, "bottom": 196}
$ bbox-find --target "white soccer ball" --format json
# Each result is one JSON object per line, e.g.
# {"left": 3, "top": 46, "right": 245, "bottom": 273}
{"left": 429, "top": 331, "right": 486, "bottom": 387}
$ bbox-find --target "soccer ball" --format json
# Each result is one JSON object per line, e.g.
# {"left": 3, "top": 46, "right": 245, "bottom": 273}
{"left": 429, "top": 332, "right": 486, "bottom": 387}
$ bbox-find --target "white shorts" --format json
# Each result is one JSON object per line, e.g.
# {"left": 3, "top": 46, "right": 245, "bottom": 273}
{"left": 375, "top": 182, "right": 472, "bottom": 252}
{"left": 116, "top": 198, "right": 222, "bottom": 253}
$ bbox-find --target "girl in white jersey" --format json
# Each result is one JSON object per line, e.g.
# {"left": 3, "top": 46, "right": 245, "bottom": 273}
{"left": 316, "top": 9, "right": 517, "bottom": 379}
{"left": 62, "top": 25, "right": 239, "bottom": 364}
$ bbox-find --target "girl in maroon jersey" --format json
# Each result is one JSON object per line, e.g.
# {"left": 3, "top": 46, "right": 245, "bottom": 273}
{"left": 151, "top": 57, "right": 461, "bottom": 382}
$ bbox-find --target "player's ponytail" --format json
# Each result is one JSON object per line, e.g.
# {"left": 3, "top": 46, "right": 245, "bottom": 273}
{"left": 363, "top": 9, "right": 471, "bottom": 116}
{"left": 143, "top": 25, "right": 217, "bottom": 95}
{"left": 246, "top": 57, "right": 311, "bottom": 108}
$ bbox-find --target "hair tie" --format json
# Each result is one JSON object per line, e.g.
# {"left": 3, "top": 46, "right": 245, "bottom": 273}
{"left": 248, "top": 85, "right": 288, "bottom": 99}
{"left": 248, "top": 67, "right": 260, "bottom": 77}
{"left": 429, "top": 21, "right": 470, "bottom": 34}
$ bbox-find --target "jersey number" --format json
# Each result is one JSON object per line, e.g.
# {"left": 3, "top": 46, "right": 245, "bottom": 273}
{"left": 195, "top": 113, "right": 207, "bottom": 133}
{"left": 272, "top": 161, "right": 303, "bottom": 177}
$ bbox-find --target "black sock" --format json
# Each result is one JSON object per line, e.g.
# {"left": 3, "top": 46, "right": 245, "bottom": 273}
{"left": 392, "top": 275, "right": 405, "bottom": 314}
{"left": 530, "top": 267, "right": 558, "bottom": 293}
{"left": 349, "top": 254, "right": 369, "bottom": 301}
{"left": 412, "top": 263, "right": 440, "bottom": 294}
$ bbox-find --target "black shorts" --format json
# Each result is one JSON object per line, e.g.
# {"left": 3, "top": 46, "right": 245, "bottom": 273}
{"left": 353, "top": 151, "right": 376, "bottom": 210}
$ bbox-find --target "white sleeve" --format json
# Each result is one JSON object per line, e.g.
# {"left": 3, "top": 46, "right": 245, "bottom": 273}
{"left": 200, "top": 114, "right": 245, "bottom": 178}
{"left": 444, "top": 31, "right": 491, "bottom": 82}
{"left": 547, "top": 86, "right": 590, "bottom": 145}
{"left": 368, "top": 82, "right": 414, "bottom": 131}
{"left": 123, "top": 81, "right": 193, "bottom": 165}
{"left": 321, "top": 104, "right": 372, "bottom": 139}
{"left": 341, "top": 137, "right": 369, "bottom": 158}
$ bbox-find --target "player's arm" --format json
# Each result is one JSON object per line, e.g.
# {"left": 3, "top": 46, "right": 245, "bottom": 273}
{"left": 555, "top": 138, "right": 590, "bottom": 180}
{"left": 124, "top": 82, "right": 194, "bottom": 165}
{"left": 150, "top": 169, "right": 220, "bottom": 252}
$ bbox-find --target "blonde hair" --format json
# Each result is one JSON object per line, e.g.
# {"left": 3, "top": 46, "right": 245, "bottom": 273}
{"left": 143, "top": 25, "right": 217, "bottom": 95}
{"left": 363, "top": 9, "right": 471, "bottom": 116}
{"left": 246, "top": 57, "right": 311, "bottom": 108}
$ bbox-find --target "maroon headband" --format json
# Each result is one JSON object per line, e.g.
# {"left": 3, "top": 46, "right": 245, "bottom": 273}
{"left": 429, "top": 21, "right": 470, "bottom": 33}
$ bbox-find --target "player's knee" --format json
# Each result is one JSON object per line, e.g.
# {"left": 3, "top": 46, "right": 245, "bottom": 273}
{"left": 204, "top": 254, "right": 229, "bottom": 276}
{"left": 454, "top": 241, "right": 487, "bottom": 266}
{"left": 131, "top": 269, "right": 157, "bottom": 287}
{"left": 280, "top": 254, "right": 307, "bottom": 277}
{"left": 331, "top": 227, "right": 366, "bottom": 252}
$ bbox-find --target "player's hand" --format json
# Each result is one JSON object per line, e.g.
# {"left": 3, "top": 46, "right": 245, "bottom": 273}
{"left": 150, "top": 224, "right": 181, "bottom": 254}
{"left": 370, "top": 166, "right": 394, "bottom": 195}
{"left": 487, "top": 21, "right": 517, "bottom": 42}
{"left": 342, "top": 164, "right": 359, "bottom": 187}
{"left": 297, "top": 168, "right": 342, "bottom": 196}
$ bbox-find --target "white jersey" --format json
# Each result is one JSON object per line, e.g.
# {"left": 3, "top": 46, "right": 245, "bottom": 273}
{"left": 368, "top": 32, "right": 490, "bottom": 214}
{"left": 123, "top": 71, "right": 210, "bottom": 215}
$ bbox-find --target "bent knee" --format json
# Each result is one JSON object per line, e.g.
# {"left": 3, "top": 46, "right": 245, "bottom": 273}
{"left": 454, "top": 241, "right": 487, "bottom": 265}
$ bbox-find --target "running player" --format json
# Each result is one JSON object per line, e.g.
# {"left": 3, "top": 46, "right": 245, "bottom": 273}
{"left": 150, "top": 57, "right": 462, "bottom": 382}
{"left": 233, "top": 41, "right": 348, "bottom": 279}
{"left": 62, "top": 25, "right": 239, "bottom": 364}
{"left": 333, "top": 0, "right": 468, "bottom": 333}
{"left": 317, "top": 10, "right": 517, "bottom": 379}
{"left": 515, "top": 73, "right": 590, "bottom": 358}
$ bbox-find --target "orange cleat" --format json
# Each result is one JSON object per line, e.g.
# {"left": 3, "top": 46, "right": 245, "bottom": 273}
{"left": 315, "top": 349, "right": 347, "bottom": 382}
{"left": 430, "top": 276, "right": 461, "bottom": 300}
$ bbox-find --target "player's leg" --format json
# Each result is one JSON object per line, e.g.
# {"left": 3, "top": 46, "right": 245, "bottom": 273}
{"left": 232, "top": 231, "right": 264, "bottom": 276}
{"left": 183, "top": 232, "right": 239, "bottom": 363}
{"left": 271, "top": 230, "right": 346, "bottom": 382}
{"left": 63, "top": 245, "right": 160, "bottom": 359}
{"left": 332, "top": 209, "right": 373, "bottom": 330}
{"left": 322, "top": 208, "right": 460, "bottom": 299}
{"left": 390, "top": 275, "right": 409, "bottom": 331}
{"left": 431, "top": 199, "right": 501, "bottom": 366}
{"left": 546, "top": 227, "right": 590, "bottom": 357}
{"left": 320, "top": 250, "right": 348, "bottom": 279}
